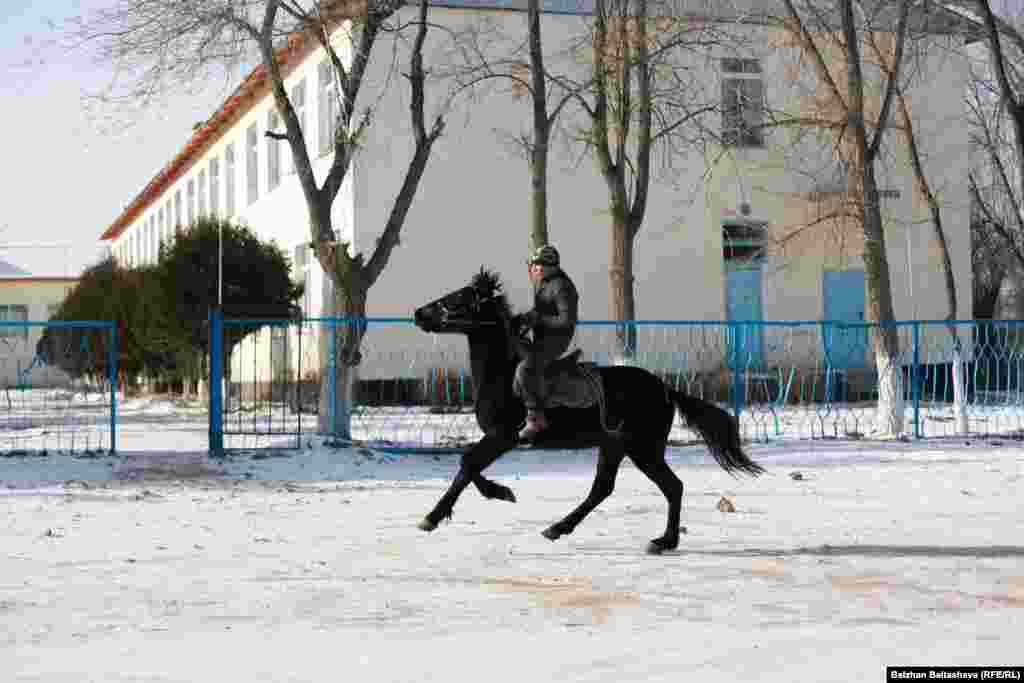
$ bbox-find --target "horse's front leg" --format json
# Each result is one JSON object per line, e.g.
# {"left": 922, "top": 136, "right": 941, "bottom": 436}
{"left": 473, "top": 473, "right": 517, "bottom": 503}
{"left": 418, "top": 434, "right": 516, "bottom": 531}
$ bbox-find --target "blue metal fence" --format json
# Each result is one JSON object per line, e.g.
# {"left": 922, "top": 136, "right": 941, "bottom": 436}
{"left": 206, "top": 315, "right": 1024, "bottom": 453}
{"left": 0, "top": 319, "right": 117, "bottom": 455}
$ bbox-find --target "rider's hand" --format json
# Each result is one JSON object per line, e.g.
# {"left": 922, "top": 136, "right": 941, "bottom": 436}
{"left": 515, "top": 311, "right": 538, "bottom": 332}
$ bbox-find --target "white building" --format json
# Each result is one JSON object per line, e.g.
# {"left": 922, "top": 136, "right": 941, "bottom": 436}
{"left": 100, "top": 0, "right": 979, "bottom": 385}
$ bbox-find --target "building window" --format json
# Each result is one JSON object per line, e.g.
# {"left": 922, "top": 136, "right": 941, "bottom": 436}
{"left": 198, "top": 168, "right": 207, "bottom": 217}
{"left": 210, "top": 157, "right": 220, "bottom": 217}
{"left": 175, "top": 190, "right": 183, "bottom": 227}
{"left": 722, "top": 58, "right": 764, "bottom": 147}
{"left": 0, "top": 304, "right": 30, "bottom": 340}
{"left": 152, "top": 215, "right": 159, "bottom": 260}
{"left": 247, "top": 123, "right": 259, "bottom": 205}
{"left": 318, "top": 60, "right": 338, "bottom": 157}
{"left": 187, "top": 178, "right": 196, "bottom": 225}
{"left": 290, "top": 78, "right": 306, "bottom": 174}
{"left": 268, "top": 110, "right": 281, "bottom": 192}
{"left": 225, "top": 143, "right": 236, "bottom": 216}
{"left": 722, "top": 219, "right": 767, "bottom": 265}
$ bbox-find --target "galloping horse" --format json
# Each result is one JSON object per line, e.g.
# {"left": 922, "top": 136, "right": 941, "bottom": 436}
{"left": 413, "top": 269, "right": 763, "bottom": 554}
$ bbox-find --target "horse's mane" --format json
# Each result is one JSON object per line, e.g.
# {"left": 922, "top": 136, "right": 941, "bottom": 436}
{"left": 472, "top": 267, "right": 512, "bottom": 319}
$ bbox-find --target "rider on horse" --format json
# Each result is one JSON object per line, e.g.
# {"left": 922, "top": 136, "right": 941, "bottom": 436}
{"left": 513, "top": 244, "right": 579, "bottom": 441}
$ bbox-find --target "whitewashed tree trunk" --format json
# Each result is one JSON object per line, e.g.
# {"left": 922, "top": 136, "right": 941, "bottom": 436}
{"left": 875, "top": 351, "right": 905, "bottom": 436}
{"left": 317, "top": 357, "right": 356, "bottom": 440}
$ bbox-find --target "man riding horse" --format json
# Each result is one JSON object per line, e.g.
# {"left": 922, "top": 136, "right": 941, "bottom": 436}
{"left": 513, "top": 244, "right": 579, "bottom": 441}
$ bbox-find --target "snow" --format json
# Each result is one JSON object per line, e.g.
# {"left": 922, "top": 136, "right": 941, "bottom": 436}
{"left": 2, "top": 399, "right": 1023, "bottom": 682}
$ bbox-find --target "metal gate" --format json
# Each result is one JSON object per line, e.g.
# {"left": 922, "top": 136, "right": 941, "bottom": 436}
{"left": 208, "top": 308, "right": 308, "bottom": 453}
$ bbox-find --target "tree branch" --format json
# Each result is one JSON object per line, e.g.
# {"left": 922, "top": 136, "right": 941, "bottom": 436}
{"left": 364, "top": 0, "right": 444, "bottom": 287}
{"left": 866, "top": 0, "right": 909, "bottom": 162}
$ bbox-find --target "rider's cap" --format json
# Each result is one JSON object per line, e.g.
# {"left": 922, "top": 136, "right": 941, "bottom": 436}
{"left": 527, "top": 244, "right": 560, "bottom": 267}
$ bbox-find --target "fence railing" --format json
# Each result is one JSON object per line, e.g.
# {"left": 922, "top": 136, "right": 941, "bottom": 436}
{"left": 208, "top": 315, "right": 1024, "bottom": 453}
{"left": 0, "top": 320, "right": 117, "bottom": 455}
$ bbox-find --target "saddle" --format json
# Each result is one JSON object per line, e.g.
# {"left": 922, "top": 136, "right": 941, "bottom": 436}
{"left": 515, "top": 348, "right": 604, "bottom": 410}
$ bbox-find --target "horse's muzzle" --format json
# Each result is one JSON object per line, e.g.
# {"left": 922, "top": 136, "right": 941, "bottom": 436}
{"left": 413, "top": 306, "right": 441, "bottom": 332}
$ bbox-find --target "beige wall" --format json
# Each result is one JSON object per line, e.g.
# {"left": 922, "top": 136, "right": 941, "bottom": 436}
{"left": 0, "top": 279, "right": 77, "bottom": 386}
{"left": 353, "top": 11, "right": 972, "bottom": 377}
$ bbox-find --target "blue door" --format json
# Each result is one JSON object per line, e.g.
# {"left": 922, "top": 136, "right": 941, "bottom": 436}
{"left": 726, "top": 266, "right": 764, "bottom": 369}
{"left": 823, "top": 270, "right": 867, "bottom": 369}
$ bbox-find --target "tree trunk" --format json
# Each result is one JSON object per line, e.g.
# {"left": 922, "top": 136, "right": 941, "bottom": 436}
{"left": 835, "top": 0, "right": 906, "bottom": 436}
{"left": 609, "top": 213, "right": 637, "bottom": 360}
{"left": 317, "top": 271, "right": 368, "bottom": 440}
{"left": 891, "top": 89, "right": 967, "bottom": 434}
{"left": 861, "top": 167, "right": 904, "bottom": 435}
{"left": 527, "top": 0, "right": 549, "bottom": 255}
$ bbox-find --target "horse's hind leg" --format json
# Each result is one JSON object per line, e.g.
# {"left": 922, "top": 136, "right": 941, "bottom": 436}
{"left": 627, "top": 438, "right": 684, "bottom": 554}
{"left": 541, "top": 437, "right": 624, "bottom": 542}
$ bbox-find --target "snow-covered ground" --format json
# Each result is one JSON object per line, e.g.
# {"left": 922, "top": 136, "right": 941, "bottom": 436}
{"left": 2, "top": 402, "right": 1023, "bottom": 682}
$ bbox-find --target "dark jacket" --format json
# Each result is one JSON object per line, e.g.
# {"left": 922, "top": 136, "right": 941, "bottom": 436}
{"left": 522, "top": 269, "right": 578, "bottom": 353}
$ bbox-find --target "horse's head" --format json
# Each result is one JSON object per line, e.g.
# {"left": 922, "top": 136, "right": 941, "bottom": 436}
{"left": 414, "top": 268, "right": 509, "bottom": 334}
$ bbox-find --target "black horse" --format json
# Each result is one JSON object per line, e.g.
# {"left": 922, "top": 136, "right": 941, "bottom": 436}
{"left": 413, "top": 269, "right": 764, "bottom": 554}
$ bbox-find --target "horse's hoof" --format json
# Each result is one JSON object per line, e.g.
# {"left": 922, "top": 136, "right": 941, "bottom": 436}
{"left": 417, "top": 517, "right": 438, "bottom": 532}
{"left": 541, "top": 526, "right": 561, "bottom": 542}
{"left": 645, "top": 538, "right": 677, "bottom": 555}
{"left": 495, "top": 488, "right": 517, "bottom": 503}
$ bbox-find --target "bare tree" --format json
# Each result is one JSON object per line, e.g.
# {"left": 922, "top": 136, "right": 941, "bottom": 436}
{"left": 67, "top": 0, "right": 446, "bottom": 438}
{"left": 576, "top": 0, "right": 726, "bottom": 358}
{"left": 447, "top": 1, "right": 726, "bottom": 353}
{"left": 861, "top": 23, "right": 970, "bottom": 433}
{"left": 771, "top": 0, "right": 910, "bottom": 434}
{"left": 525, "top": 0, "right": 552, "bottom": 253}
{"left": 954, "top": 0, "right": 1024, "bottom": 317}
{"left": 443, "top": 1, "right": 590, "bottom": 259}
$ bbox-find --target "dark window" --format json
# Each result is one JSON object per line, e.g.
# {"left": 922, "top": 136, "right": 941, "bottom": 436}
{"left": 723, "top": 220, "right": 767, "bottom": 264}
{"left": 318, "top": 60, "right": 338, "bottom": 157}
{"left": 247, "top": 123, "right": 259, "bottom": 205}
{"left": 722, "top": 57, "right": 764, "bottom": 147}
{"left": 268, "top": 110, "right": 281, "bottom": 191}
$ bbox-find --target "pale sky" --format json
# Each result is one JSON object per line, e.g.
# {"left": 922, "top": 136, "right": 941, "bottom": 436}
{"left": 0, "top": 0, "right": 238, "bottom": 277}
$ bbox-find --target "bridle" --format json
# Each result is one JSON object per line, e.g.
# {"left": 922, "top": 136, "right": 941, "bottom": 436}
{"left": 437, "top": 287, "right": 501, "bottom": 329}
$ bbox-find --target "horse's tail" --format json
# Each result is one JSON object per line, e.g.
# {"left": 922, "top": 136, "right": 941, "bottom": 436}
{"left": 669, "top": 390, "right": 764, "bottom": 477}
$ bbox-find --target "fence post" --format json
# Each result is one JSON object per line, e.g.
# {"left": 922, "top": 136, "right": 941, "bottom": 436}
{"left": 731, "top": 321, "right": 743, "bottom": 419}
{"left": 912, "top": 321, "right": 921, "bottom": 439}
{"left": 108, "top": 321, "right": 118, "bottom": 454}
{"left": 329, "top": 318, "right": 338, "bottom": 435}
{"left": 208, "top": 307, "right": 224, "bottom": 456}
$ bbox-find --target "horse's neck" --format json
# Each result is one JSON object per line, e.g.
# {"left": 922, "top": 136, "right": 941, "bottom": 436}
{"left": 466, "top": 329, "right": 515, "bottom": 396}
